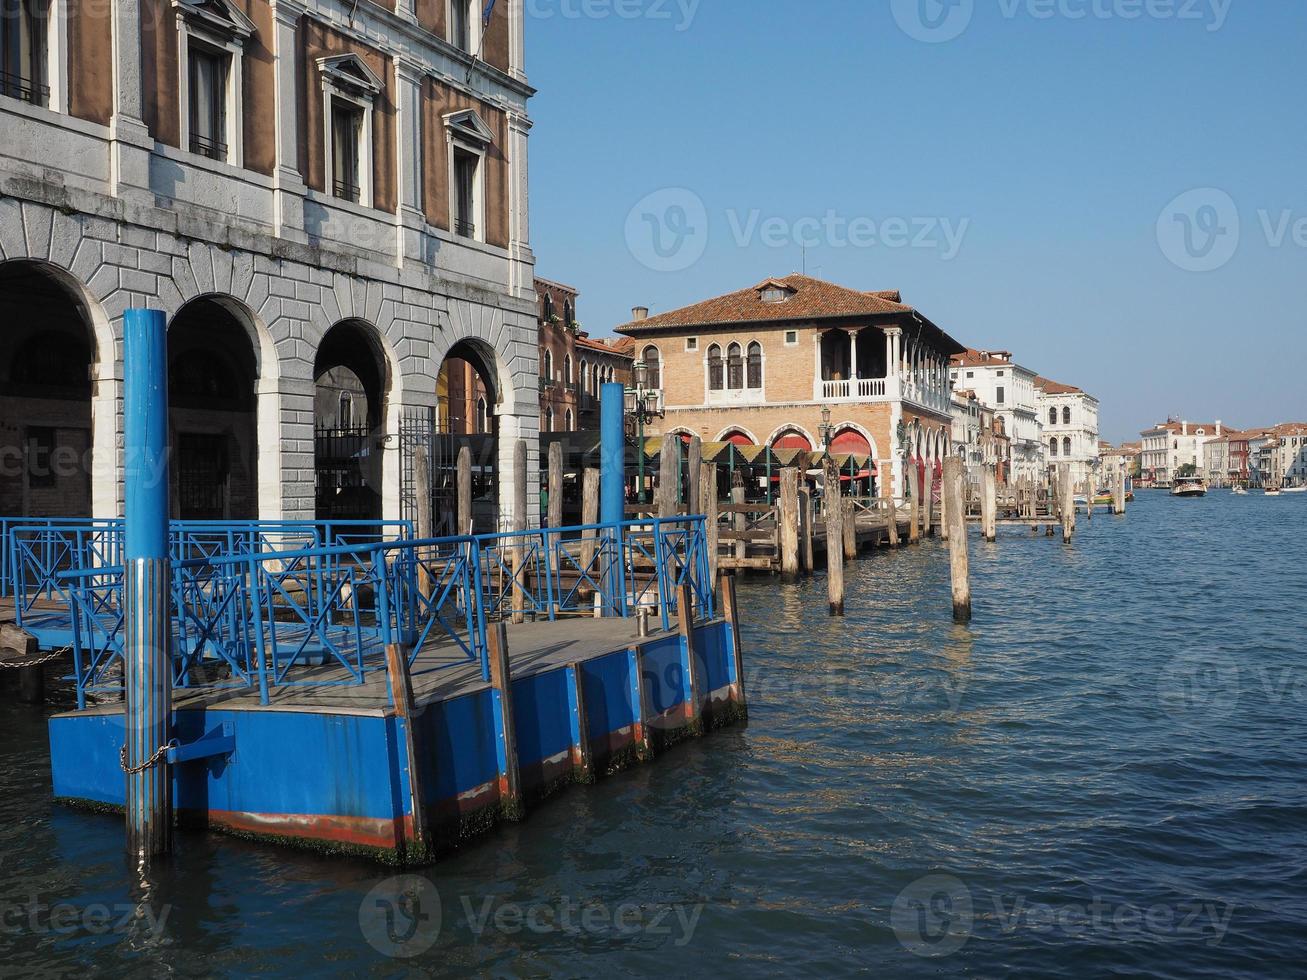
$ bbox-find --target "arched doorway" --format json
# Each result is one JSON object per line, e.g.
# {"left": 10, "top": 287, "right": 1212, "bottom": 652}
{"left": 314, "top": 319, "right": 390, "bottom": 521}
{"left": 168, "top": 296, "right": 260, "bottom": 519}
{"left": 0, "top": 261, "right": 97, "bottom": 517}
{"left": 434, "top": 340, "right": 500, "bottom": 535}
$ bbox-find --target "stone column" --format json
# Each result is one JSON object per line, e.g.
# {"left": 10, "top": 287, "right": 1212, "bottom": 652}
{"left": 509, "top": 0, "right": 527, "bottom": 82}
{"left": 508, "top": 111, "right": 535, "bottom": 300}
{"left": 847, "top": 329, "right": 858, "bottom": 386}
{"left": 394, "top": 58, "right": 426, "bottom": 267}
{"left": 885, "top": 327, "right": 903, "bottom": 399}
{"left": 272, "top": 0, "right": 307, "bottom": 242}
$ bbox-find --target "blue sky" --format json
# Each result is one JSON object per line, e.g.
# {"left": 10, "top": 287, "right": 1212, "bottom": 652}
{"left": 523, "top": 1, "right": 1305, "bottom": 443}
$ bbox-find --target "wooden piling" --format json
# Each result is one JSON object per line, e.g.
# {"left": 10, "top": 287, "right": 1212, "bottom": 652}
{"left": 939, "top": 467, "right": 950, "bottom": 543}
{"left": 487, "top": 622, "right": 523, "bottom": 818}
{"left": 732, "top": 484, "right": 747, "bottom": 562}
{"left": 778, "top": 467, "right": 800, "bottom": 581}
{"left": 907, "top": 463, "right": 921, "bottom": 545}
{"left": 701, "top": 463, "right": 719, "bottom": 584}
{"left": 1115, "top": 469, "right": 1127, "bottom": 515}
{"left": 943, "top": 457, "right": 972, "bottom": 623}
{"left": 883, "top": 475, "right": 900, "bottom": 548}
{"left": 720, "top": 573, "right": 748, "bottom": 713}
{"left": 687, "top": 436, "right": 703, "bottom": 515}
{"left": 457, "top": 445, "right": 473, "bottom": 535}
{"left": 581, "top": 467, "right": 600, "bottom": 577}
{"left": 1084, "top": 478, "right": 1093, "bottom": 522}
{"left": 800, "top": 485, "right": 815, "bottom": 574}
{"left": 547, "top": 440, "right": 563, "bottom": 529}
{"left": 982, "top": 466, "right": 997, "bottom": 542}
{"left": 385, "top": 643, "right": 429, "bottom": 856}
{"left": 1060, "top": 464, "right": 1075, "bottom": 543}
{"left": 658, "top": 433, "right": 681, "bottom": 518}
{"left": 824, "top": 458, "right": 845, "bottom": 616}
{"left": 843, "top": 497, "right": 857, "bottom": 560}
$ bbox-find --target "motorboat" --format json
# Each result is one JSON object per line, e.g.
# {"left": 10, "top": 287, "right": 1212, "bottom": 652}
{"left": 1232, "top": 486, "right": 1248, "bottom": 495}
{"left": 1170, "top": 475, "right": 1208, "bottom": 498}
{"left": 1283, "top": 486, "right": 1307, "bottom": 495}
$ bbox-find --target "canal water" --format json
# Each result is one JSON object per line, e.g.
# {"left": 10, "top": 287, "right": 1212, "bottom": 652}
{"left": 3, "top": 492, "right": 1305, "bottom": 977}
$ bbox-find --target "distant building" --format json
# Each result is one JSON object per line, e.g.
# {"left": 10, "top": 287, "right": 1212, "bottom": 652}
{"left": 1249, "top": 423, "right": 1307, "bottom": 488}
{"left": 1100, "top": 442, "right": 1140, "bottom": 489}
{"left": 575, "top": 335, "right": 634, "bottom": 429}
{"left": 1035, "top": 376, "right": 1100, "bottom": 486}
{"left": 537, "top": 278, "right": 581, "bottom": 434}
{"left": 950, "top": 349, "right": 1045, "bottom": 483}
{"left": 1139, "top": 420, "right": 1225, "bottom": 486}
{"left": 951, "top": 389, "right": 1007, "bottom": 482}
{"left": 618, "top": 274, "right": 966, "bottom": 499}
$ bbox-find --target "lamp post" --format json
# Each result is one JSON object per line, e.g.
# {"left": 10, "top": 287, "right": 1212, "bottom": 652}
{"left": 624, "top": 359, "right": 664, "bottom": 504}
{"left": 818, "top": 405, "right": 834, "bottom": 458}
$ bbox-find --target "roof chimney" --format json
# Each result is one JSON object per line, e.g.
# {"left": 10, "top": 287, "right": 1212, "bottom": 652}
{"left": 1182, "top": 421, "right": 1189, "bottom": 436}
{"left": 1216, "top": 420, "right": 1223, "bottom": 436}
{"left": 631, "top": 306, "right": 649, "bottom": 321}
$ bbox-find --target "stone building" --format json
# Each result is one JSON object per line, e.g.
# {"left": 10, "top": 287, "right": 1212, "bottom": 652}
{"left": 1035, "top": 376, "right": 1100, "bottom": 487}
{"left": 949, "top": 348, "right": 1045, "bottom": 484}
{"left": 575, "top": 335, "right": 633, "bottom": 430}
{"left": 616, "top": 274, "right": 965, "bottom": 499}
{"left": 1139, "top": 420, "right": 1224, "bottom": 487}
{"left": 0, "top": 0, "right": 538, "bottom": 526}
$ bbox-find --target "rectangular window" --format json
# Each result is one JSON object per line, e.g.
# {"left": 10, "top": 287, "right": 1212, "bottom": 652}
{"left": 453, "top": 147, "right": 478, "bottom": 238}
{"left": 26, "top": 426, "right": 55, "bottom": 488}
{"left": 996, "top": 386, "right": 1005, "bottom": 405}
{"left": 451, "top": 0, "right": 472, "bottom": 51}
{"left": 784, "top": 330, "right": 798, "bottom": 346}
{"left": 331, "top": 99, "right": 363, "bottom": 203}
{"left": 0, "top": 0, "right": 48, "bottom": 107}
{"left": 188, "top": 45, "right": 229, "bottom": 161}
{"left": 685, "top": 337, "right": 698, "bottom": 352}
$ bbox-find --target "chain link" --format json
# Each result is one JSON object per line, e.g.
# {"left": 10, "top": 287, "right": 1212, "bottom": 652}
{"left": 119, "top": 740, "right": 177, "bottom": 775}
{"left": 0, "top": 651, "right": 64, "bottom": 670}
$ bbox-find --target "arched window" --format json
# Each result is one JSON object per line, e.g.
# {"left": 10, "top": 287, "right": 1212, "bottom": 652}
{"left": 642, "top": 346, "right": 661, "bottom": 389}
{"left": 727, "top": 343, "right": 743, "bottom": 390}
{"left": 544, "top": 406, "right": 553, "bottom": 432}
{"left": 580, "top": 358, "right": 589, "bottom": 393}
{"left": 564, "top": 354, "right": 572, "bottom": 385}
{"left": 1063, "top": 436, "right": 1072, "bottom": 457}
{"left": 563, "top": 300, "right": 573, "bottom": 326}
{"left": 565, "top": 409, "right": 573, "bottom": 430}
{"left": 543, "top": 294, "right": 554, "bottom": 322}
{"left": 542, "top": 349, "right": 553, "bottom": 381}
{"left": 1050, "top": 437, "right": 1059, "bottom": 457}
{"left": 1063, "top": 406, "right": 1071, "bottom": 425}
{"left": 1049, "top": 407, "right": 1057, "bottom": 425}
{"left": 707, "top": 344, "right": 723, "bottom": 391}
{"left": 746, "top": 341, "right": 763, "bottom": 389}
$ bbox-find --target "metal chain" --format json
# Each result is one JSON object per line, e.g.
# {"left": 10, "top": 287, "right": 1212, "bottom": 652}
{"left": 119, "top": 740, "right": 177, "bottom": 775}
{"left": 0, "top": 651, "right": 64, "bottom": 670}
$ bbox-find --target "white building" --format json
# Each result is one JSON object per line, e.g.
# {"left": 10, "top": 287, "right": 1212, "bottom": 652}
{"left": 0, "top": 0, "right": 538, "bottom": 525}
{"left": 1036, "top": 376, "right": 1100, "bottom": 487}
{"left": 1139, "top": 420, "right": 1224, "bottom": 487}
{"left": 1099, "top": 442, "right": 1139, "bottom": 489}
{"left": 950, "top": 349, "right": 1044, "bottom": 483}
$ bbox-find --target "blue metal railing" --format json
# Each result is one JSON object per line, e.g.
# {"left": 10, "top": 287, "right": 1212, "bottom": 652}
{"left": 3, "top": 516, "right": 712, "bottom": 708}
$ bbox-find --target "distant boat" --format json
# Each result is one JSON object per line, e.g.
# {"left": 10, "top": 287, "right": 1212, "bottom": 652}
{"left": 1265, "top": 487, "right": 1282, "bottom": 497}
{"left": 1282, "top": 486, "right": 1306, "bottom": 495}
{"left": 1232, "top": 486, "right": 1248, "bottom": 495}
{"left": 1171, "top": 475, "right": 1208, "bottom": 498}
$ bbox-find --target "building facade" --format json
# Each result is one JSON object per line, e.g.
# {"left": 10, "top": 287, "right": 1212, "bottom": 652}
{"left": 1139, "top": 420, "right": 1224, "bottom": 487}
{"left": 536, "top": 277, "right": 579, "bottom": 434}
{"left": 575, "top": 334, "right": 633, "bottom": 430}
{"left": 618, "top": 275, "right": 965, "bottom": 499}
{"left": 1099, "top": 442, "right": 1140, "bottom": 490}
{"left": 0, "top": 0, "right": 538, "bottom": 525}
{"left": 950, "top": 349, "right": 1045, "bottom": 483}
{"left": 1036, "top": 377, "right": 1100, "bottom": 487}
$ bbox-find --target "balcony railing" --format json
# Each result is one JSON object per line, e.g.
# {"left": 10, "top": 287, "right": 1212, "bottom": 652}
{"left": 190, "top": 134, "right": 228, "bottom": 162}
{"left": 333, "top": 179, "right": 361, "bottom": 204}
{"left": 0, "top": 72, "right": 50, "bottom": 108}
{"left": 820, "top": 377, "right": 890, "bottom": 400}
{"left": 455, "top": 218, "right": 476, "bottom": 238}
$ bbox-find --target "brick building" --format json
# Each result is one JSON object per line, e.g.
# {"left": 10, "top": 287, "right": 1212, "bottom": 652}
{"left": 616, "top": 274, "right": 965, "bottom": 499}
{"left": 0, "top": 0, "right": 538, "bottom": 525}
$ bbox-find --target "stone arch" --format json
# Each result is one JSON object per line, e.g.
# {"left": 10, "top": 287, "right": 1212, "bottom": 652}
{"left": 829, "top": 420, "right": 880, "bottom": 461}
{"left": 0, "top": 257, "right": 119, "bottom": 517}
{"left": 766, "top": 423, "right": 817, "bottom": 452}
{"left": 715, "top": 425, "right": 759, "bottom": 445}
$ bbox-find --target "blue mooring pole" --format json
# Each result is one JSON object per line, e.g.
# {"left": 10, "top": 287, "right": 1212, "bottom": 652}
{"left": 600, "top": 383, "right": 625, "bottom": 526}
{"left": 123, "top": 308, "right": 172, "bottom": 862}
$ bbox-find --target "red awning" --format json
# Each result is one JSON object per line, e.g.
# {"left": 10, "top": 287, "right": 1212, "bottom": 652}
{"left": 830, "top": 429, "right": 872, "bottom": 456}
{"left": 723, "top": 432, "right": 753, "bottom": 447}
{"left": 772, "top": 433, "right": 813, "bottom": 451}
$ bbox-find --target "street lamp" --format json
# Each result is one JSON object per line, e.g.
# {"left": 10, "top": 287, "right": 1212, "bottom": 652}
{"left": 624, "top": 359, "right": 663, "bottom": 504}
{"left": 818, "top": 405, "right": 834, "bottom": 456}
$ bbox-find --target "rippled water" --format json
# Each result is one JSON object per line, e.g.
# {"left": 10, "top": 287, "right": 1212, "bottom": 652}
{"left": 3, "top": 492, "right": 1306, "bottom": 977}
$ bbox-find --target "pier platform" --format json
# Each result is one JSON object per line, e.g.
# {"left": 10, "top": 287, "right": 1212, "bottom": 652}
{"left": 5, "top": 517, "right": 741, "bottom": 861}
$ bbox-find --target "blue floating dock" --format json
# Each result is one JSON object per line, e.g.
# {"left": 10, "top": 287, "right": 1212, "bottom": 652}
{"left": 13, "top": 517, "right": 746, "bottom": 860}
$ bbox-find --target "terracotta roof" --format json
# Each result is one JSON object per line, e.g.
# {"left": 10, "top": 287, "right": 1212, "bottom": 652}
{"left": 616, "top": 274, "right": 965, "bottom": 353}
{"left": 575, "top": 335, "right": 634, "bottom": 358}
{"left": 1142, "top": 420, "right": 1225, "bottom": 436}
{"left": 1034, "top": 375, "right": 1084, "bottom": 395}
{"left": 952, "top": 347, "right": 1017, "bottom": 369}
